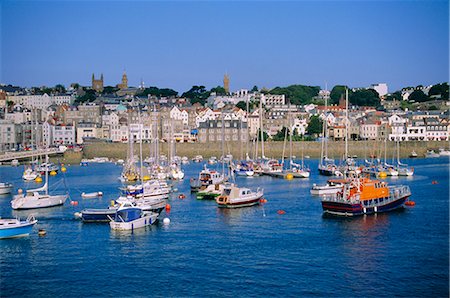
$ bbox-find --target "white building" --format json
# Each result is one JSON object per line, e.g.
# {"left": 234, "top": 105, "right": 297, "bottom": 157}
{"left": 369, "top": 83, "right": 388, "bottom": 97}
{"left": 0, "top": 120, "right": 22, "bottom": 150}
{"left": 360, "top": 120, "right": 381, "bottom": 140}
{"left": 170, "top": 106, "right": 189, "bottom": 125}
{"left": 291, "top": 118, "right": 307, "bottom": 135}
{"left": 263, "top": 94, "right": 286, "bottom": 106}
{"left": 52, "top": 124, "right": 75, "bottom": 145}
{"left": 8, "top": 94, "right": 73, "bottom": 110}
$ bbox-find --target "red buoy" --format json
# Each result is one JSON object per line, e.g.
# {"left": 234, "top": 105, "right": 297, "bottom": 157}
{"left": 165, "top": 204, "right": 171, "bottom": 212}
{"left": 405, "top": 201, "right": 415, "bottom": 206}
{"left": 259, "top": 198, "right": 267, "bottom": 204}
{"left": 178, "top": 194, "right": 186, "bottom": 199}
{"left": 432, "top": 180, "right": 438, "bottom": 185}
{"left": 277, "top": 210, "right": 286, "bottom": 215}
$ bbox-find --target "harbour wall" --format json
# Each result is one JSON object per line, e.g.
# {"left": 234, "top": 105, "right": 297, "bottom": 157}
{"left": 72, "top": 141, "right": 448, "bottom": 162}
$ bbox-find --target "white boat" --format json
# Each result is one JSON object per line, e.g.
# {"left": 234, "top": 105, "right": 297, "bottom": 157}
{"left": 0, "top": 182, "right": 13, "bottom": 195}
{"left": 116, "top": 159, "right": 125, "bottom": 165}
{"left": 425, "top": 150, "right": 440, "bottom": 158}
{"left": 0, "top": 215, "right": 37, "bottom": 239}
{"left": 438, "top": 148, "right": 450, "bottom": 156}
{"left": 22, "top": 167, "right": 40, "bottom": 181}
{"left": 168, "top": 164, "right": 185, "bottom": 180}
{"left": 109, "top": 205, "right": 158, "bottom": 231}
{"left": 36, "top": 162, "right": 59, "bottom": 173}
{"left": 310, "top": 180, "right": 344, "bottom": 196}
{"left": 208, "top": 156, "right": 218, "bottom": 165}
{"left": 190, "top": 166, "right": 227, "bottom": 192}
{"left": 216, "top": 183, "right": 263, "bottom": 208}
{"left": 192, "top": 155, "right": 203, "bottom": 163}
{"left": 81, "top": 191, "right": 103, "bottom": 199}
{"left": 409, "top": 151, "right": 418, "bottom": 158}
{"left": 181, "top": 156, "right": 190, "bottom": 165}
{"left": 11, "top": 159, "right": 19, "bottom": 167}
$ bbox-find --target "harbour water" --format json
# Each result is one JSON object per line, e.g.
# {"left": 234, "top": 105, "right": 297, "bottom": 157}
{"left": 0, "top": 158, "right": 448, "bottom": 297}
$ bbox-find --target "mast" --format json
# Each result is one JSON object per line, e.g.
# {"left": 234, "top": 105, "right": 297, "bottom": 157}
{"left": 289, "top": 112, "right": 293, "bottom": 171}
{"left": 259, "top": 96, "right": 265, "bottom": 159}
{"left": 246, "top": 95, "right": 250, "bottom": 160}
{"left": 138, "top": 106, "right": 144, "bottom": 183}
{"left": 324, "top": 87, "right": 329, "bottom": 159}
{"left": 345, "top": 88, "right": 349, "bottom": 162}
{"left": 221, "top": 113, "right": 225, "bottom": 176}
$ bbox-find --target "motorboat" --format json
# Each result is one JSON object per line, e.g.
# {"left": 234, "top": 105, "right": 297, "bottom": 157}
{"left": 109, "top": 205, "right": 158, "bottom": 231}
{"left": 168, "top": 163, "right": 185, "bottom": 180}
{"left": 232, "top": 161, "right": 254, "bottom": 177}
{"left": 75, "top": 207, "right": 117, "bottom": 222}
{"left": 216, "top": 183, "right": 263, "bottom": 208}
{"left": 192, "top": 155, "right": 203, "bottom": 163}
{"left": 0, "top": 215, "right": 37, "bottom": 239}
{"left": 196, "top": 183, "right": 226, "bottom": 200}
{"left": 11, "top": 159, "right": 19, "bottom": 167}
{"left": 409, "top": 151, "right": 418, "bottom": 158}
{"left": 81, "top": 191, "right": 103, "bottom": 199}
{"left": 0, "top": 182, "right": 13, "bottom": 195}
{"left": 310, "top": 180, "right": 345, "bottom": 196}
{"left": 181, "top": 156, "right": 190, "bottom": 165}
{"left": 425, "top": 150, "right": 440, "bottom": 158}
{"left": 208, "top": 156, "right": 218, "bottom": 165}
{"left": 321, "top": 176, "right": 411, "bottom": 217}
{"left": 36, "top": 162, "right": 59, "bottom": 173}
{"left": 80, "top": 159, "right": 89, "bottom": 166}
{"left": 190, "top": 166, "right": 226, "bottom": 192}
{"left": 23, "top": 167, "right": 40, "bottom": 181}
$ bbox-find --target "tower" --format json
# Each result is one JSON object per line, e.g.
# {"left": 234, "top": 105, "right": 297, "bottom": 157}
{"left": 118, "top": 71, "right": 128, "bottom": 90}
{"left": 92, "top": 73, "right": 104, "bottom": 92}
{"left": 223, "top": 73, "right": 230, "bottom": 94}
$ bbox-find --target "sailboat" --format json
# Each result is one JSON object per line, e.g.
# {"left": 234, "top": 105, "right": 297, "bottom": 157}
{"left": 284, "top": 112, "right": 309, "bottom": 178}
{"left": 23, "top": 109, "right": 41, "bottom": 181}
{"left": 167, "top": 119, "right": 184, "bottom": 180}
{"left": 120, "top": 125, "right": 140, "bottom": 183}
{"left": 318, "top": 88, "right": 337, "bottom": 176}
{"left": 395, "top": 140, "right": 414, "bottom": 176}
{"left": 11, "top": 155, "right": 68, "bottom": 210}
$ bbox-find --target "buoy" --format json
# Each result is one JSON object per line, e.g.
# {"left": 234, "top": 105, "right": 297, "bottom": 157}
{"left": 165, "top": 204, "right": 171, "bottom": 212}
{"left": 74, "top": 212, "right": 82, "bottom": 219}
{"left": 142, "top": 175, "right": 151, "bottom": 181}
{"left": 70, "top": 201, "right": 78, "bottom": 206}
{"left": 163, "top": 218, "right": 171, "bottom": 225}
{"left": 432, "top": 180, "right": 438, "bottom": 185}
{"left": 38, "top": 229, "right": 47, "bottom": 236}
{"left": 286, "top": 173, "right": 294, "bottom": 180}
{"left": 178, "top": 194, "right": 186, "bottom": 199}
{"left": 50, "top": 171, "right": 57, "bottom": 176}
{"left": 277, "top": 210, "right": 286, "bottom": 215}
{"left": 111, "top": 200, "right": 115, "bottom": 207}
{"left": 405, "top": 201, "right": 416, "bottom": 206}
{"left": 378, "top": 172, "right": 387, "bottom": 178}
{"left": 260, "top": 198, "right": 267, "bottom": 204}
{"left": 61, "top": 167, "right": 67, "bottom": 172}
{"left": 35, "top": 177, "right": 43, "bottom": 182}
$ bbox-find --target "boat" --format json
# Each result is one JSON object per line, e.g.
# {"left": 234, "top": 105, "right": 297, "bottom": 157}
{"left": 109, "top": 205, "right": 158, "bottom": 231}
{"left": 116, "top": 159, "right": 125, "bottom": 165}
{"left": 120, "top": 130, "right": 140, "bottom": 183}
{"left": 394, "top": 141, "right": 414, "bottom": 176}
{"left": 36, "top": 162, "right": 59, "bottom": 173}
{"left": 438, "top": 148, "right": 450, "bottom": 156}
{"left": 318, "top": 90, "right": 338, "bottom": 176}
{"left": 216, "top": 183, "right": 263, "bottom": 208}
{"left": 409, "top": 151, "right": 418, "bottom": 158}
{"left": 11, "top": 159, "right": 19, "bottom": 167}
{"left": 321, "top": 176, "right": 411, "bottom": 217}
{"left": 75, "top": 207, "right": 117, "bottom": 222}
{"left": 11, "top": 155, "right": 68, "bottom": 210}
{"left": 0, "top": 182, "right": 13, "bottom": 195}
{"left": 192, "top": 155, "right": 203, "bottom": 163}
{"left": 168, "top": 163, "right": 185, "bottom": 180}
{"left": 0, "top": 215, "right": 37, "bottom": 239}
{"left": 318, "top": 159, "right": 338, "bottom": 176}
{"left": 310, "top": 180, "right": 345, "bottom": 196}
{"left": 232, "top": 161, "right": 254, "bottom": 177}
{"left": 23, "top": 166, "right": 40, "bottom": 181}
{"left": 80, "top": 159, "right": 89, "bottom": 166}
{"left": 208, "top": 156, "right": 218, "bottom": 165}
{"left": 181, "top": 156, "right": 190, "bottom": 165}
{"left": 81, "top": 191, "right": 103, "bottom": 199}
{"left": 190, "top": 166, "right": 226, "bottom": 192}
{"left": 196, "top": 183, "right": 226, "bottom": 200}
{"left": 425, "top": 150, "right": 440, "bottom": 158}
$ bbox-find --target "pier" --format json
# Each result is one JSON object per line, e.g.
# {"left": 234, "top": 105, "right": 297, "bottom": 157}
{"left": 0, "top": 148, "right": 63, "bottom": 162}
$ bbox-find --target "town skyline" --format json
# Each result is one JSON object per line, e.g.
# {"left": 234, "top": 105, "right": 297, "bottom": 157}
{"left": 2, "top": 1, "right": 448, "bottom": 92}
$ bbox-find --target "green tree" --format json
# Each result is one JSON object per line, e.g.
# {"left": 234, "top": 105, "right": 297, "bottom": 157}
{"left": 307, "top": 115, "right": 323, "bottom": 136}
{"left": 385, "top": 91, "right": 402, "bottom": 101}
{"left": 349, "top": 89, "right": 380, "bottom": 106}
{"left": 429, "top": 83, "right": 449, "bottom": 99}
{"left": 54, "top": 84, "right": 66, "bottom": 94}
{"left": 102, "top": 86, "right": 119, "bottom": 94}
{"left": 182, "top": 86, "right": 210, "bottom": 105}
{"left": 272, "top": 127, "right": 289, "bottom": 141}
{"left": 251, "top": 85, "right": 258, "bottom": 92}
{"left": 257, "top": 128, "right": 269, "bottom": 142}
{"left": 408, "top": 90, "right": 429, "bottom": 102}
{"left": 75, "top": 89, "right": 96, "bottom": 104}
{"left": 269, "top": 84, "right": 320, "bottom": 105}
{"left": 330, "top": 85, "right": 349, "bottom": 105}
{"left": 236, "top": 101, "right": 247, "bottom": 110}
{"left": 210, "top": 86, "right": 227, "bottom": 95}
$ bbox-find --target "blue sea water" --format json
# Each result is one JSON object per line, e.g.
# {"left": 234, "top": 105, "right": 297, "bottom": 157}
{"left": 0, "top": 158, "right": 448, "bottom": 297}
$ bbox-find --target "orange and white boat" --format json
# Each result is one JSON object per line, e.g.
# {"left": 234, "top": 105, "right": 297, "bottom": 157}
{"left": 321, "top": 176, "right": 411, "bottom": 217}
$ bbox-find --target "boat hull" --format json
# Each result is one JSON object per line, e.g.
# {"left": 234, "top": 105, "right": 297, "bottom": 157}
{"left": 318, "top": 168, "right": 335, "bottom": 176}
{"left": 322, "top": 195, "right": 408, "bottom": 217}
{"left": 80, "top": 209, "right": 116, "bottom": 222}
{"left": 0, "top": 186, "right": 13, "bottom": 195}
{"left": 109, "top": 213, "right": 158, "bottom": 231}
{"left": 11, "top": 194, "right": 68, "bottom": 210}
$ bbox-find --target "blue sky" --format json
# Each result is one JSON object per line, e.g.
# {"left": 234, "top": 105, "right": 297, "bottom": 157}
{"left": 1, "top": 0, "right": 448, "bottom": 93}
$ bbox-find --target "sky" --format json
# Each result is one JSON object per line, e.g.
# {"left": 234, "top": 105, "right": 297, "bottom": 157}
{"left": 1, "top": 0, "right": 448, "bottom": 93}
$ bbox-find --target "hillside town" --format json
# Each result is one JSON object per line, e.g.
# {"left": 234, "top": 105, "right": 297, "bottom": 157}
{"left": 0, "top": 73, "right": 448, "bottom": 151}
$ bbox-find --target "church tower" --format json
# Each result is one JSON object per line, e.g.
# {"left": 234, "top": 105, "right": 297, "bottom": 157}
{"left": 223, "top": 73, "right": 230, "bottom": 94}
{"left": 118, "top": 71, "right": 128, "bottom": 90}
{"left": 92, "top": 73, "right": 104, "bottom": 92}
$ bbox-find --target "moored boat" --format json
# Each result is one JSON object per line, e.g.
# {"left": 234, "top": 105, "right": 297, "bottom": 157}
{"left": 81, "top": 191, "right": 103, "bottom": 199}
{"left": 321, "top": 177, "right": 411, "bottom": 217}
{"left": 109, "top": 205, "right": 158, "bottom": 231}
{"left": 425, "top": 150, "right": 440, "bottom": 158}
{"left": 409, "top": 151, "right": 418, "bottom": 158}
{"left": 22, "top": 167, "right": 40, "bottom": 181}
{"left": 0, "top": 182, "right": 13, "bottom": 195}
{"left": 0, "top": 215, "right": 37, "bottom": 239}
{"left": 310, "top": 180, "right": 345, "bottom": 196}
{"left": 190, "top": 166, "right": 226, "bottom": 192}
{"left": 216, "top": 183, "right": 263, "bottom": 208}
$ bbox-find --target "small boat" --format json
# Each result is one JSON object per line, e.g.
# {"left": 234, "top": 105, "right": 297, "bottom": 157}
{"left": 0, "top": 182, "right": 13, "bottom": 195}
{"left": 116, "top": 159, "right": 125, "bottom": 165}
{"left": 11, "top": 159, "right": 19, "bottom": 167}
{"left": 208, "top": 156, "right": 218, "bottom": 165}
{"left": 310, "top": 180, "right": 345, "bottom": 196}
{"left": 36, "top": 162, "right": 59, "bottom": 173}
{"left": 196, "top": 183, "right": 225, "bottom": 200}
{"left": 190, "top": 166, "right": 226, "bottom": 192}
{"left": 216, "top": 183, "right": 263, "bottom": 208}
{"left": 81, "top": 191, "right": 103, "bottom": 199}
{"left": 192, "top": 155, "right": 203, "bottom": 163}
{"left": 409, "top": 151, "right": 418, "bottom": 158}
{"left": 76, "top": 208, "right": 116, "bottom": 222}
{"left": 0, "top": 215, "right": 37, "bottom": 239}
{"left": 23, "top": 167, "right": 40, "bottom": 181}
{"left": 438, "top": 148, "right": 450, "bottom": 156}
{"left": 321, "top": 176, "right": 411, "bottom": 217}
{"left": 109, "top": 205, "right": 158, "bottom": 231}
{"left": 425, "top": 150, "right": 440, "bottom": 158}
{"left": 181, "top": 156, "right": 189, "bottom": 165}
{"left": 80, "top": 159, "right": 89, "bottom": 166}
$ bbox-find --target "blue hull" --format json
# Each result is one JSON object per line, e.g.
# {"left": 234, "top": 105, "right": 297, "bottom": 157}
{"left": 322, "top": 196, "right": 408, "bottom": 217}
{"left": 81, "top": 209, "right": 116, "bottom": 222}
{"left": 0, "top": 224, "right": 34, "bottom": 239}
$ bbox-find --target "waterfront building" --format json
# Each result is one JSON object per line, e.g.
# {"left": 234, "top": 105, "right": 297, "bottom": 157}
{"left": 424, "top": 118, "right": 448, "bottom": 141}
{"left": 63, "top": 103, "right": 101, "bottom": 125}
{"left": 197, "top": 118, "right": 247, "bottom": 143}
{"left": 76, "top": 122, "right": 102, "bottom": 144}
{"left": 0, "top": 120, "right": 22, "bottom": 150}
{"left": 52, "top": 124, "right": 75, "bottom": 145}
{"left": 360, "top": 119, "right": 381, "bottom": 140}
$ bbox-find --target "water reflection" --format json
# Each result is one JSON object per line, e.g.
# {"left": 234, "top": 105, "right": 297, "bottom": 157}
{"left": 217, "top": 205, "right": 263, "bottom": 225}
{"left": 109, "top": 224, "right": 158, "bottom": 240}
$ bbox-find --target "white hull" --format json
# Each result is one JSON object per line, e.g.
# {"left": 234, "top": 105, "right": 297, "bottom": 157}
{"left": 11, "top": 193, "right": 68, "bottom": 209}
{"left": 0, "top": 185, "right": 13, "bottom": 195}
{"left": 82, "top": 192, "right": 103, "bottom": 199}
{"left": 310, "top": 185, "right": 342, "bottom": 196}
{"left": 110, "top": 212, "right": 158, "bottom": 231}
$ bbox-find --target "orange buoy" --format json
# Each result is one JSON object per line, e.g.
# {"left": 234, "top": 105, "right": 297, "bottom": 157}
{"left": 178, "top": 194, "right": 186, "bottom": 199}
{"left": 259, "top": 198, "right": 267, "bottom": 204}
{"left": 70, "top": 201, "right": 78, "bottom": 206}
{"left": 432, "top": 180, "right": 438, "bottom": 185}
{"left": 165, "top": 204, "right": 171, "bottom": 212}
{"left": 405, "top": 201, "right": 415, "bottom": 206}
{"left": 277, "top": 210, "right": 286, "bottom": 215}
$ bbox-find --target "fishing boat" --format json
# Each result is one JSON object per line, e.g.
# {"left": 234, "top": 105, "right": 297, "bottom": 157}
{"left": 190, "top": 166, "right": 226, "bottom": 192}
{"left": 310, "top": 180, "right": 345, "bottom": 196}
{"left": 11, "top": 155, "right": 68, "bottom": 210}
{"left": 0, "top": 215, "right": 37, "bottom": 239}
{"left": 196, "top": 183, "right": 226, "bottom": 200}
{"left": 216, "top": 183, "right": 263, "bottom": 208}
{"left": 0, "top": 182, "right": 13, "bottom": 195}
{"left": 81, "top": 191, "right": 103, "bottom": 199}
{"left": 109, "top": 205, "right": 158, "bottom": 231}
{"left": 321, "top": 176, "right": 411, "bottom": 217}
{"left": 23, "top": 167, "right": 40, "bottom": 181}
{"left": 409, "top": 151, "right": 418, "bottom": 158}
